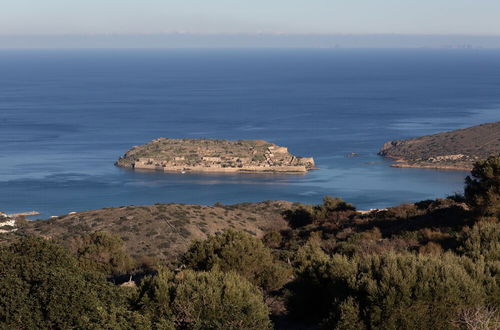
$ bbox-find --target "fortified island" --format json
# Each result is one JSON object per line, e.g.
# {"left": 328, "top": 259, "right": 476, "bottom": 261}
{"left": 379, "top": 122, "right": 500, "bottom": 170}
{"left": 116, "top": 138, "right": 315, "bottom": 173}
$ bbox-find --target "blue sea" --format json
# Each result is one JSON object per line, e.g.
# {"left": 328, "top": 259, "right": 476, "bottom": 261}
{"left": 1, "top": 49, "right": 499, "bottom": 218}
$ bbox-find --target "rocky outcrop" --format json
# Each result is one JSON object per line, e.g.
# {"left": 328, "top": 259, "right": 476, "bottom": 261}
{"left": 116, "top": 138, "right": 315, "bottom": 173}
{"left": 379, "top": 122, "right": 500, "bottom": 170}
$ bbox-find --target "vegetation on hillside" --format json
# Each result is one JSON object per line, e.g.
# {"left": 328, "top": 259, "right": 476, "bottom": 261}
{"left": 136, "top": 269, "right": 272, "bottom": 329}
{"left": 11, "top": 201, "right": 291, "bottom": 264}
{"left": 379, "top": 121, "right": 500, "bottom": 170}
{"left": 1, "top": 156, "right": 499, "bottom": 329}
{"left": 0, "top": 237, "right": 150, "bottom": 329}
{"left": 465, "top": 155, "right": 500, "bottom": 217}
{"left": 182, "top": 230, "right": 292, "bottom": 292}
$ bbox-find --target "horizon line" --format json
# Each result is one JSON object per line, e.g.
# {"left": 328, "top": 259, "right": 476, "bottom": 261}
{"left": 2, "top": 33, "right": 500, "bottom": 50}
{"left": 2, "top": 32, "right": 500, "bottom": 37}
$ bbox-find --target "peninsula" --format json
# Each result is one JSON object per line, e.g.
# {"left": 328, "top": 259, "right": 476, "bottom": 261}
{"left": 116, "top": 138, "right": 315, "bottom": 173}
{"left": 379, "top": 122, "right": 500, "bottom": 170}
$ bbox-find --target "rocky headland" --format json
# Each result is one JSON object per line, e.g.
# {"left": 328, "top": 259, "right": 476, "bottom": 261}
{"left": 116, "top": 138, "right": 315, "bottom": 173}
{"left": 379, "top": 122, "right": 500, "bottom": 170}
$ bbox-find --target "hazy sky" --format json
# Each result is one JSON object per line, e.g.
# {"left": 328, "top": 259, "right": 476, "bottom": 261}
{"left": 1, "top": 0, "right": 500, "bottom": 36}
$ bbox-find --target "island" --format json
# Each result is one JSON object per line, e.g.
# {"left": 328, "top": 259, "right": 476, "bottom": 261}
{"left": 379, "top": 121, "right": 500, "bottom": 170}
{"left": 116, "top": 138, "right": 315, "bottom": 173}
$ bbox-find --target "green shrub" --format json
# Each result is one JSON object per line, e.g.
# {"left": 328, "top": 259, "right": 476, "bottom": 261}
{"left": 136, "top": 269, "right": 271, "bottom": 329}
{"left": 287, "top": 254, "right": 357, "bottom": 322}
{"left": 322, "top": 297, "right": 365, "bottom": 330}
{"left": 282, "top": 206, "right": 314, "bottom": 229}
{"left": 283, "top": 196, "right": 356, "bottom": 229}
{"left": 293, "top": 237, "right": 329, "bottom": 271}
{"left": 66, "top": 231, "right": 135, "bottom": 276}
{"left": 182, "top": 230, "right": 291, "bottom": 291}
{"left": 0, "top": 237, "right": 147, "bottom": 329}
{"left": 465, "top": 156, "right": 500, "bottom": 217}
{"left": 263, "top": 231, "right": 282, "bottom": 248}
{"left": 316, "top": 196, "right": 356, "bottom": 214}
{"left": 288, "top": 252, "right": 489, "bottom": 329}
{"left": 460, "top": 221, "right": 500, "bottom": 262}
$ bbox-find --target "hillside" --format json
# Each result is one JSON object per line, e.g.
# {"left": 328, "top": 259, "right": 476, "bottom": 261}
{"left": 116, "top": 138, "right": 315, "bottom": 173}
{"left": 2, "top": 197, "right": 473, "bottom": 265}
{"left": 2, "top": 162, "right": 499, "bottom": 330}
{"left": 379, "top": 122, "right": 500, "bottom": 170}
{"left": 8, "top": 201, "right": 293, "bottom": 263}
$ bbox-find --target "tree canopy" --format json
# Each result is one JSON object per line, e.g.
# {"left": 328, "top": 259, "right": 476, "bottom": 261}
{"left": 182, "top": 230, "right": 291, "bottom": 291}
{"left": 465, "top": 155, "right": 500, "bottom": 217}
{"left": 0, "top": 237, "right": 148, "bottom": 329}
{"left": 136, "top": 269, "right": 271, "bottom": 329}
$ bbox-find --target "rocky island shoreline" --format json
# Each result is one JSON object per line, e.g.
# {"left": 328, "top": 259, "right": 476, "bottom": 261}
{"left": 116, "top": 138, "right": 315, "bottom": 174}
{"left": 379, "top": 122, "right": 500, "bottom": 170}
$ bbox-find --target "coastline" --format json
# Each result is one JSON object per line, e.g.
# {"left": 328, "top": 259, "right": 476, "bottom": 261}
{"left": 378, "top": 122, "right": 499, "bottom": 172}
{"left": 389, "top": 162, "right": 472, "bottom": 171}
{"left": 385, "top": 156, "right": 472, "bottom": 171}
{"left": 129, "top": 163, "right": 312, "bottom": 174}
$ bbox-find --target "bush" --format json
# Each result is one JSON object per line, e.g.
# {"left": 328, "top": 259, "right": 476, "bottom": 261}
{"left": 283, "top": 196, "right": 356, "bottom": 229}
{"left": 418, "top": 241, "right": 444, "bottom": 255}
{"left": 287, "top": 252, "right": 489, "bottom": 329}
{"left": 319, "top": 196, "right": 356, "bottom": 213}
{"left": 0, "top": 237, "right": 147, "bottom": 329}
{"left": 287, "top": 254, "right": 357, "bottom": 322}
{"left": 66, "top": 231, "right": 135, "bottom": 276}
{"left": 312, "top": 196, "right": 356, "bottom": 223}
{"left": 282, "top": 206, "right": 314, "bottom": 229}
{"left": 262, "top": 231, "right": 282, "bottom": 248}
{"left": 293, "top": 237, "right": 330, "bottom": 271}
{"left": 182, "top": 230, "right": 291, "bottom": 291}
{"left": 465, "top": 156, "right": 500, "bottom": 217}
{"left": 136, "top": 269, "right": 271, "bottom": 329}
{"left": 460, "top": 221, "right": 500, "bottom": 262}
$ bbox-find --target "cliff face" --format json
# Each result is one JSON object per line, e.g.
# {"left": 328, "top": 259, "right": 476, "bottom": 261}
{"left": 379, "top": 122, "right": 500, "bottom": 170}
{"left": 116, "top": 138, "right": 315, "bottom": 173}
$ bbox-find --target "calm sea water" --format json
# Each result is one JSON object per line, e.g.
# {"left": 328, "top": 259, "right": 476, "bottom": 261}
{"left": 1, "top": 49, "right": 499, "bottom": 218}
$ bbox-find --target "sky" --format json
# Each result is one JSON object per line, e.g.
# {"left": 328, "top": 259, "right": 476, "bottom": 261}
{"left": 1, "top": 0, "right": 500, "bottom": 36}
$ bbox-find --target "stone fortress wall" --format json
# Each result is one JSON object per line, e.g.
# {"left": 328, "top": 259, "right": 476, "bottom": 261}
{"left": 134, "top": 162, "right": 308, "bottom": 173}
{"left": 133, "top": 144, "right": 314, "bottom": 173}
